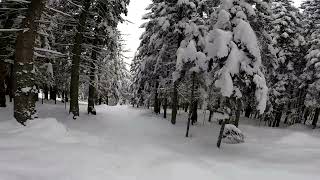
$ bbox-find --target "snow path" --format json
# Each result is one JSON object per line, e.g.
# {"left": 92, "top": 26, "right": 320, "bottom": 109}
{"left": 1, "top": 103, "right": 320, "bottom": 180}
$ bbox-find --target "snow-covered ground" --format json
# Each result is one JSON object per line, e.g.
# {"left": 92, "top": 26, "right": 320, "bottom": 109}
{"left": 1, "top": 101, "right": 320, "bottom": 180}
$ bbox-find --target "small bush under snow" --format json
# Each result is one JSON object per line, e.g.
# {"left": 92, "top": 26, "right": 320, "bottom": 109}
{"left": 222, "top": 124, "right": 245, "bottom": 144}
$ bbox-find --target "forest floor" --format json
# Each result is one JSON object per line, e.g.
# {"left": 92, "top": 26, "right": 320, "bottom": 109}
{"left": 1, "top": 100, "right": 320, "bottom": 180}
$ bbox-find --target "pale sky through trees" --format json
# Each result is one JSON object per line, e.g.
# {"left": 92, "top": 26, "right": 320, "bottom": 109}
{"left": 118, "top": 0, "right": 304, "bottom": 65}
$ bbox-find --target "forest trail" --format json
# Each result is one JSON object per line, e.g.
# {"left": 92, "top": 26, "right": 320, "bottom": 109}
{"left": 1, "top": 103, "right": 320, "bottom": 180}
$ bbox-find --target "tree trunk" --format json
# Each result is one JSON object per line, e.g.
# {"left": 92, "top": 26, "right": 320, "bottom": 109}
{"left": 14, "top": 0, "right": 45, "bottom": 125}
{"left": 171, "top": 81, "right": 179, "bottom": 124}
{"left": 234, "top": 99, "right": 242, "bottom": 127}
{"left": 2, "top": 11, "right": 15, "bottom": 103}
{"left": 62, "top": 91, "right": 65, "bottom": 102}
{"left": 154, "top": 82, "right": 160, "bottom": 114}
{"left": 186, "top": 72, "right": 195, "bottom": 137}
{"left": 88, "top": 47, "right": 97, "bottom": 115}
{"left": 208, "top": 110, "right": 213, "bottom": 122}
{"left": 184, "top": 103, "right": 188, "bottom": 112}
{"left": 273, "top": 110, "right": 282, "bottom": 127}
{"left": 163, "top": 97, "right": 167, "bottom": 119}
{"left": 303, "top": 108, "right": 310, "bottom": 124}
{"left": 0, "top": 79, "right": 6, "bottom": 107}
{"left": 191, "top": 100, "right": 198, "bottom": 125}
{"left": 8, "top": 65, "right": 14, "bottom": 102}
{"left": 69, "top": 0, "right": 91, "bottom": 118}
{"left": 312, "top": 108, "right": 320, "bottom": 128}
{"left": 245, "top": 105, "right": 252, "bottom": 118}
{"left": 43, "top": 85, "right": 49, "bottom": 100}
{"left": 99, "top": 97, "right": 102, "bottom": 105}
{"left": 0, "top": 62, "right": 7, "bottom": 107}
{"left": 217, "top": 120, "right": 226, "bottom": 148}
{"left": 50, "top": 86, "right": 57, "bottom": 103}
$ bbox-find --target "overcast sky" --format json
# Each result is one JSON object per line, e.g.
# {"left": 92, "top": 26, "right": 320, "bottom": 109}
{"left": 118, "top": 0, "right": 305, "bottom": 65}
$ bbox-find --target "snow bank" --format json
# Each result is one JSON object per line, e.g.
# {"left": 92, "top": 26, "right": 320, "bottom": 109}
{"left": 0, "top": 118, "right": 70, "bottom": 142}
{"left": 277, "top": 132, "right": 319, "bottom": 146}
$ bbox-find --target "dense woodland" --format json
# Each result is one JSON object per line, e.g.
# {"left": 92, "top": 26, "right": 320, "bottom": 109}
{"left": 0, "top": 0, "right": 131, "bottom": 124}
{"left": 0, "top": 0, "right": 320, "bottom": 142}
{"left": 130, "top": 0, "right": 320, "bottom": 141}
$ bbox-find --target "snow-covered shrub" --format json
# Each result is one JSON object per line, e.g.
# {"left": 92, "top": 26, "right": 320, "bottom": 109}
{"left": 222, "top": 124, "right": 245, "bottom": 144}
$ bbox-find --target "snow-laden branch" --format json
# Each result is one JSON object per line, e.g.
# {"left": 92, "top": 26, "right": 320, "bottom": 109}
{"left": 66, "top": 0, "right": 83, "bottom": 10}
{"left": 0, "top": 28, "right": 27, "bottom": 32}
{"left": 45, "top": 6, "right": 72, "bottom": 17}
{"left": 5, "top": 0, "right": 30, "bottom": 3}
{"left": 34, "top": 47, "right": 65, "bottom": 56}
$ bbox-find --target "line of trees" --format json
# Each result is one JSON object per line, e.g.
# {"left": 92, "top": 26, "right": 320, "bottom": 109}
{"left": 131, "top": 0, "right": 320, "bottom": 133}
{"left": 0, "top": 0, "right": 131, "bottom": 124}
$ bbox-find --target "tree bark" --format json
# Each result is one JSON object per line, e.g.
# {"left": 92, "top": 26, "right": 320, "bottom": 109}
{"left": 245, "top": 105, "right": 252, "bottom": 118}
{"left": 0, "top": 79, "right": 6, "bottom": 107}
{"left": 14, "top": 0, "right": 45, "bottom": 125}
{"left": 43, "top": 85, "right": 49, "bottom": 100}
{"left": 163, "top": 97, "right": 167, "bottom": 119}
{"left": 217, "top": 120, "right": 226, "bottom": 148}
{"left": 154, "top": 82, "right": 160, "bottom": 114}
{"left": 69, "top": 0, "right": 91, "bottom": 118}
{"left": 184, "top": 103, "right": 188, "bottom": 112}
{"left": 0, "top": 62, "right": 7, "bottom": 107}
{"left": 8, "top": 65, "right": 14, "bottom": 102}
{"left": 88, "top": 41, "right": 98, "bottom": 115}
{"left": 186, "top": 72, "right": 195, "bottom": 137}
{"left": 234, "top": 99, "right": 242, "bottom": 127}
{"left": 171, "top": 81, "right": 178, "bottom": 124}
{"left": 303, "top": 108, "right": 310, "bottom": 124}
{"left": 273, "top": 110, "right": 282, "bottom": 127}
{"left": 312, "top": 108, "right": 320, "bottom": 128}
{"left": 191, "top": 100, "right": 198, "bottom": 125}
{"left": 208, "top": 110, "right": 213, "bottom": 122}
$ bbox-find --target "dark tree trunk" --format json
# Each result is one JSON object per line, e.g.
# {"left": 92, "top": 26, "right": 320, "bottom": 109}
{"left": 34, "top": 87, "right": 39, "bottom": 102}
{"left": 184, "top": 103, "right": 188, "bottom": 112}
{"left": 43, "top": 85, "right": 49, "bottom": 100}
{"left": 208, "top": 110, "right": 213, "bottom": 122}
{"left": 245, "top": 105, "right": 252, "bottom": 118}
{"left": 99, "top": 97, "right": 102, "bottom": 105}
{"left": 163, "top": 97, "right": 167, "bottom": 119}
{"left": 2, "top": 11, "right": 15, "bottom": 103}
{"left": 234, "top": 99, "right": 242, "bottom": 127}
{"left": 191, "top": 100, "right": 198, "bottom": 125}
{"left": 154, "top": 82, "right": 160, "bottom": 114}
{"left": 8, "top": 65, "right": 14, "bottom": 102}
{"left": 61, "top": 91, "right": 65, "bottom": 102}
{"left": 186, "top": 72, "right": 195, "bottom": 137}
{"left": 217, "top": 120, "right": 226, "bottom": 148}
{"left": 88, "top": 17, "right": 101, "bottom": 115}
{"left": 171, "top": 81, "right": 179, "bottom": 124}
{"left": 303, "top": 108, "right": 310, "bottom": 124}
{"left": 273, "top": 110, "right": 282, "bottom": 127}
{"left": 312, "top": 108, "right": 320, "bottom": 128}
{"left": 88, "top": 48, "right": 97, "bottom": 115}
{"left": 0, "top": 62, "right": 7, "bottom": 107}
{"left": 0, "top": 79, "right": 6, "bottom": 107}
{"left": 50, "top": 86, "right": 57, "bottom": 103}
{"left": 69, "top": 0, "right": 91, "bottom": 118}
{"left": 14, "top": 0, "right": 45, "bottom": 125}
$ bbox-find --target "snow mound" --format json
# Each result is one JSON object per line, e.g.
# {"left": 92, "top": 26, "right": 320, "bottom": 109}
{"left": 0, "top": 118, "right": 70, "bottom": 141}
{"left": 222, "top": 124, "right": 245, "bottom": 144}
{"left": 277, "top": 132, "right": 319, "bottom": 146}
{"left": 287, "top": 123, "right": 310, "bottom": 130}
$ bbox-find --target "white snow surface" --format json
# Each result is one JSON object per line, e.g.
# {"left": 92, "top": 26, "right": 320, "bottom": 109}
{"left": 1, "top": 102, "right": 320, "bottom": 180}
